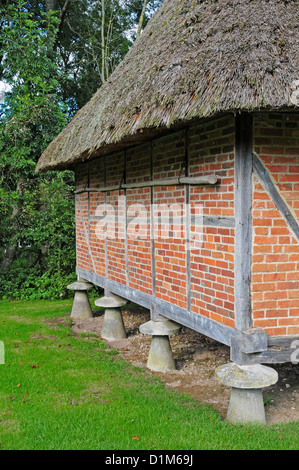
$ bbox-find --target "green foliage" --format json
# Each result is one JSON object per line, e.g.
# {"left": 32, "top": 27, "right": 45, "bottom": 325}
{"left": 0, "top": 2, "right": 66, "bottom": 166}
{"left": 56, "top": 0, "right": 163, "bottom": 114}
{"left": 0, "top": 172, "right": 77, "bottom": 300}
{"left": 0, "top": 2, "right": 74, "bottom": 300}
{"left": 0, "top": 0, "right": 163, "bottom": 300}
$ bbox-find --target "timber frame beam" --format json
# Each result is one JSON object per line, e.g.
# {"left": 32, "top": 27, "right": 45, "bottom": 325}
{"left": 74, "top": 175, "right": 219, "bottom": 194}
{"left": 234, "top": 113, "right": 253, "bottom": 332}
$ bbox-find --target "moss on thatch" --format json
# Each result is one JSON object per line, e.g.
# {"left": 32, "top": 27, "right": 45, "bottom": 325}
{"left": 36, "top": 0, "right": 299, "bottom": 172}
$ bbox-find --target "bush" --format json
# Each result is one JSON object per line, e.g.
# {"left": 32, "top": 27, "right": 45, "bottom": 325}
{"left": 0, "top": 268, "right": 77, "bottom": 301}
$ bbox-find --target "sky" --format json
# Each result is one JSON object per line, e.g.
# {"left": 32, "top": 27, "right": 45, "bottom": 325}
{"left": 0, "top": 81, "right": 11, "bottom": 104}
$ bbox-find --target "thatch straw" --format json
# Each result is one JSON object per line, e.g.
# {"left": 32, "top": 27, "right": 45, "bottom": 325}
{"left": 36, "top": 0, "right": 299, "bottom": 172}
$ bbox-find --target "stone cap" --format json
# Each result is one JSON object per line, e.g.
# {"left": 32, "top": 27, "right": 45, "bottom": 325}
{"left": 67, "top": 281, "right": 94, "bottom": 291}
{"left": 139, "top": 319, "right": 181, "bottom": 336}
{"left": 95, "top": 295, "right": 128, "bottom": 308}
{"left": 215, "top": 362, "right": 278, "bottom": 389}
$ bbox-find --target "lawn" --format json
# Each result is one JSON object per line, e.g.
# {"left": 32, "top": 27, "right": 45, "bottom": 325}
{"left": 0, "top": 298, "right": 299, "bottom": 450}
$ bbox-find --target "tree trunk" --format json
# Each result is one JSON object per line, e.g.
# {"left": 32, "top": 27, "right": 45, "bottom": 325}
{"left": 101, "top": 0, "right": 106, "bottom": 83}
{"left": 137, "top": 0, "right": 148, "bottom": 37}
{"left": 0, "top": 176, "right": 25, "bottom": 272}
{"left": 0, "top": 0, "right": 8, "bottom": 81}
{"left": 45, "top": 0, "right": 59, "bottom": 12}
{"left": 46, "top": 0, "right": 73, "bottom": 50}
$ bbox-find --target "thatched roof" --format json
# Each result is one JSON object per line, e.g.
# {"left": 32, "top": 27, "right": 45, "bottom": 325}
{"left": 36, "top": 0, "right": 299, "bottom": 172}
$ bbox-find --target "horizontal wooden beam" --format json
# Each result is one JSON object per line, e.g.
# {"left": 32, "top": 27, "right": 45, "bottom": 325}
{"left": 231, "top": 345, "right": 298, "bottom": 365}
{"left": 201, "top": 216, "right": 235, "bottom": 228}
{"left": 74, "top": 175, "right": 218, "bottom": 194}
{"left": 231, "top": 332, "right": 299, "bottom": 365}
{"left": 89, "top": 214, "right": 235, "bottom": 229}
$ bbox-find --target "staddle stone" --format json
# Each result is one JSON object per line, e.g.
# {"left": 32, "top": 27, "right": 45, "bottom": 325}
{"left": 215, "top": 363, "right": 278, "bottom": 389}
{"left": 139, "top": 320, "right": 181, "bottom": 372}
{"left": 95, "top": 295, "right": 128, "bottom": 309}
{"left": 215, "top": 362, "right": 278, "bottom": 424}
{"left": 67, "top": 280, "right": 94, "bottom": 291}
{"left": 67, "top": 280, "right": 94, "bottom": 320}
{"left": 95, "top": 295, "right": 129, "bottom": 341}
{"left": 139, "top": 319, "right": 181, "bottom": 336}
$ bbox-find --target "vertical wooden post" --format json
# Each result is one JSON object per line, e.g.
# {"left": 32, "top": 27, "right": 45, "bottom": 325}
{"left": 87, "top": 162, "right": 91, "bottom": 272}
{"left": 104, "top": 155, "right": 108, "bottom": 279}
{"left": 235, "top": 113, "right": 253, "bottom": 331}
{"left": 123, "top": 150, "right": 129, "bottom": 286}
{"left": 184, "top": 127, "right": 191, "bottom": 312}
{"left": 150, "top": 141, "right": 156, "bottom": 297}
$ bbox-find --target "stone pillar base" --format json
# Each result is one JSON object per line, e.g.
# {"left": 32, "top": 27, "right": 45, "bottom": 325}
{"left": 227, "top": 387, "right": 266, "bottom": 424}
{"left": 95, "top": 295, "right": 128, "bottom": 340}
{"left": 215, "top": 362, "right": 278, "bottom": 424}
{"left": 139, "top": 319, "right": 181, "bottom": 371}
{"left": 67, "top": 280, "right": 94, "bottom": 320}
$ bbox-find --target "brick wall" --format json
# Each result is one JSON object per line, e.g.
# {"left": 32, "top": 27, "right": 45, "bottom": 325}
{"left": 252, "top": 113, "right": 299, "bottom": 336}
{"left": 105, "top": 152, "right": 127, "bottom": 285}
{"left": 75, "top": 114, "right": 236, "bottom": 328}
{"left": 75, "top": 165, "right": 90, "bottom": 273}
{"left": 153, "top": 130, "right": 188, "bottom": 309}
{"left": 126, "top": 144, "right": 152, "bottom": 294}
{"left": 89, "top": 158, "right": 106, "bottom": 278}
{"left": 189, "top": 116, "right": 235, "bottom": 328}
{"left": 74, "top": 112, "right": 299, "bottom": 338}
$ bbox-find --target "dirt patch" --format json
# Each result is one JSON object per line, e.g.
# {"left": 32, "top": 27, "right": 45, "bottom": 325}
{"left": 70, "top": 305, "right": 299, "bottom": 424}
{"left": 44, "top": 317, "right": 70, "bottom": 329}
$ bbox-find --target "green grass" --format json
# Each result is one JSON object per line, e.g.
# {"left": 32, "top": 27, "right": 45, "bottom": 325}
{"left": 0, "top": 299, "right": 299, "bottom": 450}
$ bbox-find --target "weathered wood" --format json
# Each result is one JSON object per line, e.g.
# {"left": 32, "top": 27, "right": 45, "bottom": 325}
{"left": 231, "top": 333, "right": 299, "bottom": 365}
{"left": 234, "top": 113, "right": 253, "bottom": 331}
{"left": 78, "top": 267, "right": 238, "bottom": 347}
{"left": 200, "top": 216, "right": 235, "bottom": 228}
{"left": 237, "top": 328, "right": 268, "bottom": 354}
{"left": 123, "top": 150, "right": 129, "bottom": 286}
{"left": 268, "top": 335, "right": 299, "bottom": 347}
{"left": 230, "top": 327, "right": 268, "bottom": 365}
{"left": 87, "top": 163, "right": 91, "bottom": 272}
{"left": 150, "top": 141, "right": 156, "bottom": 296}
{"left": 91, "top": 213, "right": 235, "bottom": 227}
{"left": 150, "top": 301, "right": 165, "bottom": 322}
{"left": 253, "top": 152, "right": 299, "bottom": 243}
{"left": 232, "top": 346, "right": 297, "bottom": 365}
{"left": 185, "top": 128, "right": 191, "bottom": 312}
{"left": 74, "top": 175, "right": 218, "bottom": 194}
{"left": 104, "top": 156, "right": 108, "bottom": 278}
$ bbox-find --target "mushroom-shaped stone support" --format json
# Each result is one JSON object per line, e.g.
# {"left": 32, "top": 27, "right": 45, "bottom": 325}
{"left": 67, "top": 280, "right": 94, "bottom": 320}
{"left": 95, "top": 295, "right": 129, "bottom": 340}
{"left": 215, "top": 362, "right": 278, "bottom": 424}
{"left": 139, "top": 320, "right": 181, "bottom": 371}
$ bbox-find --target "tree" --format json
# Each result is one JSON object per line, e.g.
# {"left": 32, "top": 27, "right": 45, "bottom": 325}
{"left": 137, "top": 0, "right": 148, "bottom": 37}
{"left": 0, "top": 1, "right": 74, "bottom": 299}
{"left": 0, "top": 0, "right": 162, "bottom": 299}
{"left": 1, "top": 0, "right": 162, "bottom": 112}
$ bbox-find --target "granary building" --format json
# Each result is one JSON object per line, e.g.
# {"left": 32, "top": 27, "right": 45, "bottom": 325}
{"left": 36, "top": 0, "right": 299, "bottom": 423}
